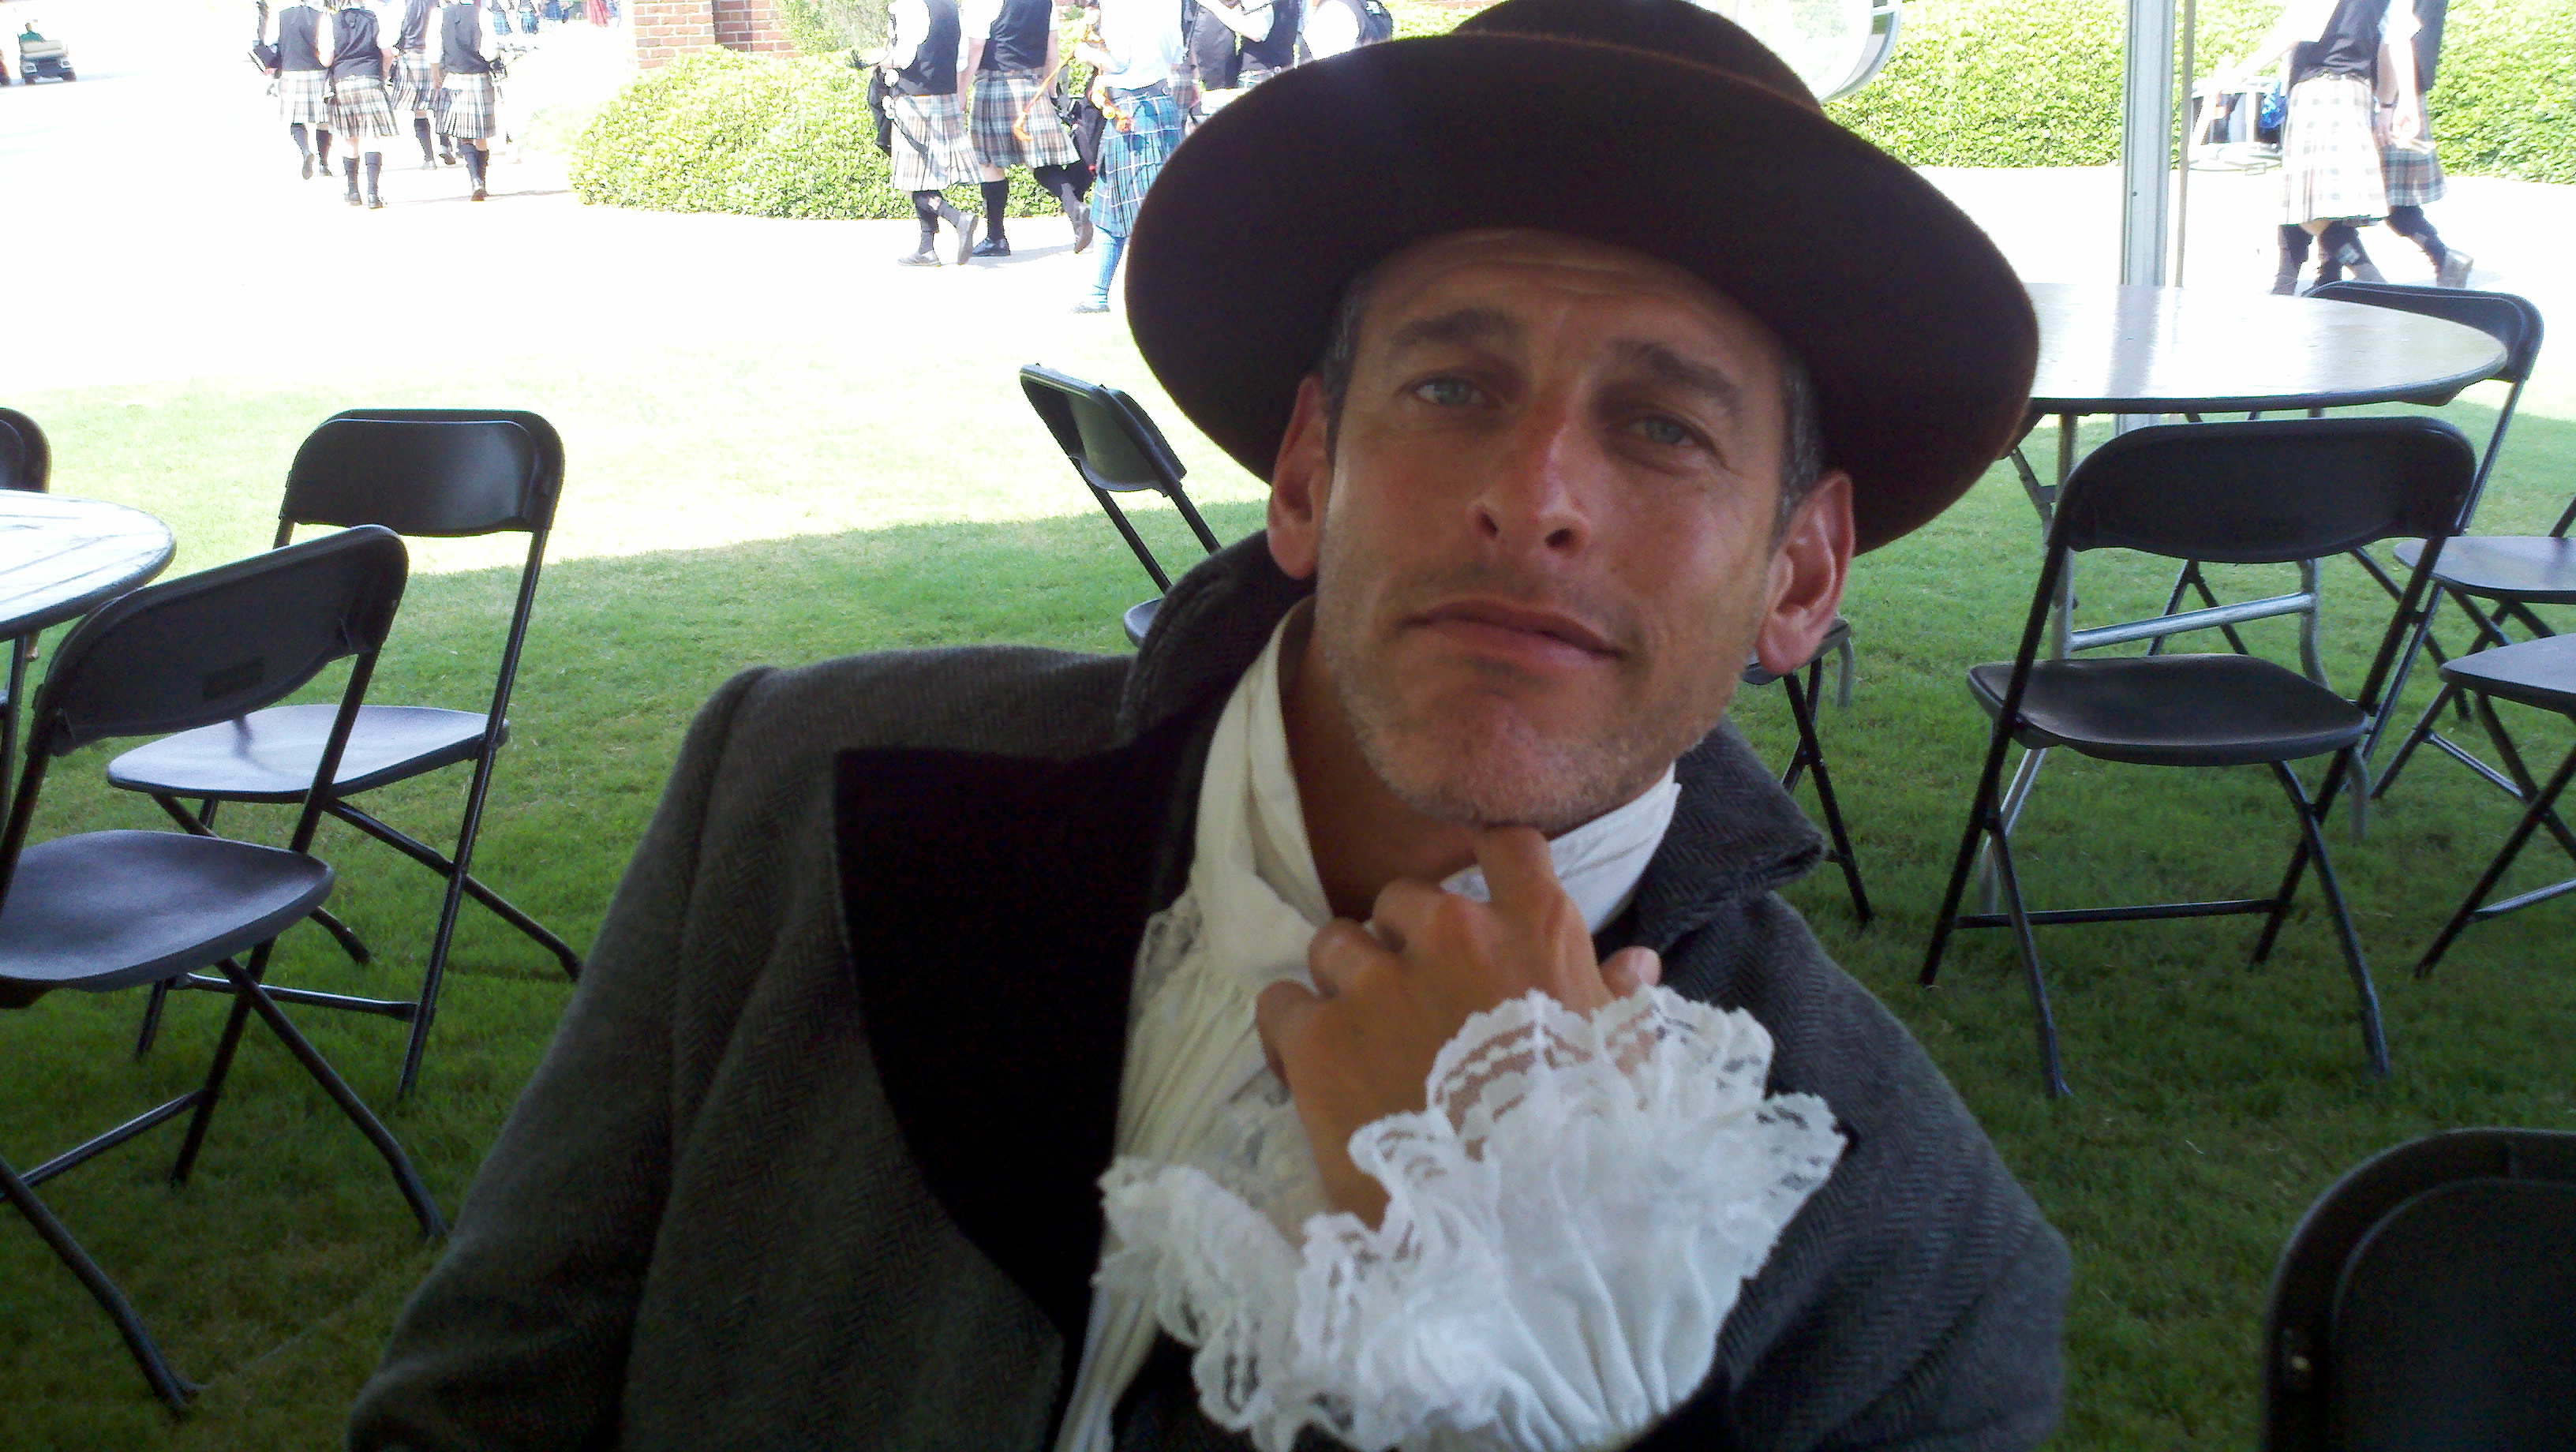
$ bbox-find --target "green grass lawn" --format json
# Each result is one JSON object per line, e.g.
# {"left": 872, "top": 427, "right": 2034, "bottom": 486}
{"left": 3, "top": 327, "right": 2573, "bottom": 1450}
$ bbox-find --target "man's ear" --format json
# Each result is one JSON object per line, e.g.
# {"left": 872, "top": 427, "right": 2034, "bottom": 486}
{"left": 1267, "top": 376, "right": 1334, "bottom": 582}
{"left": 1753, "top": 470, "right": 1855, "bottom": 678}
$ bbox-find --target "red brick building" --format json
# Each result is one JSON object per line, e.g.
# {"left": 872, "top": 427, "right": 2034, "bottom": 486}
{"left": 633, "top": 0, "right": 795, "bottom": 67}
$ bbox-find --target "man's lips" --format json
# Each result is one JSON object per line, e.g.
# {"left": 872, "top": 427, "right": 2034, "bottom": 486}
{"left": 1409, "top": 600, "right": 1622, "bottom": 663}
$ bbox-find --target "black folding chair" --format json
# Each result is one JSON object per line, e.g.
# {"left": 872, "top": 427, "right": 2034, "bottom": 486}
{"left": 1020, "top": 365, "right": 1222, "bottom": 646}
{"left": 1741, "top": 618, "right": 1869, "bottom": 923}
{"left": 2, "top": 408, "right": 51, "bottom": 834}
{"left": 1923, "top": 417, "right": 2475, "bottom": 1095}
{"left": 0, "top": 527, "right": 445, "bottom": 1410}
{"left": 2262, "top": 1128, "right": 2576, "bottom": 1452}
{"left": 2410, "top": 634, "right": 2576, "bottom": 973}
{"left": 106, "top": 410, "right": 578, "bottom": 1099}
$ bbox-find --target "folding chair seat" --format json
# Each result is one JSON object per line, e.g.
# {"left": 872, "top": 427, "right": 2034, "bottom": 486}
{"left": 2409, "top": 634, "right": 2576, "bottom": 973}
{"left": 0, "top": 527, "right": 444, "bottom": 1410}
{"left": 104, "top": 410, "right": 578, "bottom": 1099}
{"left": 1923, "top": 417, "right": 2475, "bottom": 1095}
{"left": 2376, "top": 506, "right": 2576, "bottom": 805}
{"left": 2261, "top": 1128, "right": 2576, "bottom": 1451}
{"left": 1741, "top": 617, "right": 1869, "bottom": 923}
{"left": 1020, "top": 365, "right": 1222, "bottom": 646}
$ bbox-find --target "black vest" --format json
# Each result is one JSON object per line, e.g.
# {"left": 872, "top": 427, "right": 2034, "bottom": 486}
{"left": 893, "top": 0, "right": 960, "bottom": 95}
{"left": 330, "top": 5, "right": 384, "bottom": 80}
{"left": 2291, "top": 0, "right": 2391, "bottom": 79}
{"left": 1238, "top": 0, "right": 1297, "bottom": 69}
{"left": 979, "top": 0, "right": 1051, "bottom": 72}
{"left": 396, "top": 0, "right": 436, "bottom": 53}
{"left": 276, "top": 4, "right": 325, "bottom": 71}
{"left": 440, "top": 3, "right": 491, "bottom": 73}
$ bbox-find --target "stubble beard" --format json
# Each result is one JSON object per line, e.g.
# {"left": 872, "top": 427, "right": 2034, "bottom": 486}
{"left": 1312, "top": 549, "right": 1730, "bottom": 836}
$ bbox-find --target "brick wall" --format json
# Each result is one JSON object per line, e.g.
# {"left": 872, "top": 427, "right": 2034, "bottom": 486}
{"left": 635, "top": 0, "right": 792, "bottom": 66}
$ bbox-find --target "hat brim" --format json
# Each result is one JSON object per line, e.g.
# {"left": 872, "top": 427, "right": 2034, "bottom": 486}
{"left": 1124, "top": 32, "right": 2037, "bottom": 553}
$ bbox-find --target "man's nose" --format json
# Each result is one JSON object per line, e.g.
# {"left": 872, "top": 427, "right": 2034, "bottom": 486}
{"left": 1469, "top": 398, "right": 1595, "bottom": 556}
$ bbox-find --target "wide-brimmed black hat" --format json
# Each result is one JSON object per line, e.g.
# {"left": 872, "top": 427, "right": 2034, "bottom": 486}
{"left": 1123, "top": 0, "right": 2036, "bottom": 552}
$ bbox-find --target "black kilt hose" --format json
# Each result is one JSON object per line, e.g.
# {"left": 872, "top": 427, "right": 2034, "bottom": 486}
{"left": 971, "top": 68, "right": 1080, "bottom": 170}
{"left": 329, "top": 74, "right": 401, "bottom": 139}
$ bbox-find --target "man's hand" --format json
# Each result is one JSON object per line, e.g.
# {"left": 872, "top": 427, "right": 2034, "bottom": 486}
{"left": 1255, "top": 826, "right": 1661, "bottom": 1226}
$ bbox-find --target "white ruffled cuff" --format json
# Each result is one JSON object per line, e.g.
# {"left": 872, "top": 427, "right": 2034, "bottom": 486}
{"left": 1098, "top": 986, "right": 1844, "bottom": 1452}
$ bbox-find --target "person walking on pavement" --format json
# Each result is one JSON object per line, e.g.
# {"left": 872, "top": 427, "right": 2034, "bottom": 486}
{"left": 962, "top": 0, "right": 1092, "bottom": 257}
{"left": 880, "top": 0, "right": 981, "bottom": 266}
{"left": 391, "top": 0, "right": 452, "bottom": 169}
{"left": 2372, "top": 0, "right": 2473, "bottom": 286}
{"left": 271, "top": 0, "right": 338, "bottom": 180}
{"left": 320, "top": 0, "right": 398, "bottom": 208}
{"left": 432, "top": 0, "right": 501, "bottom": 200}
{"left": 2226, "top": 0, "right": 2392, "bottom": 294}
{"left": 1072, "top": 0, "right": 1182, "bottom": 312}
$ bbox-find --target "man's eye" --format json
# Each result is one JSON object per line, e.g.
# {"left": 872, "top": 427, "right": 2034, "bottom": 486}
{"left": 1630, "top": 415, "right": 1695, "bottom": 447}
{"left": 1413, "top": 377, "right": 1481, "bottom": 408}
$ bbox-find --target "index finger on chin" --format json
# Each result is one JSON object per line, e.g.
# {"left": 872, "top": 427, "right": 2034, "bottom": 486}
{"left": 1469, "top": 825, "right": 1567, "bottom": 924}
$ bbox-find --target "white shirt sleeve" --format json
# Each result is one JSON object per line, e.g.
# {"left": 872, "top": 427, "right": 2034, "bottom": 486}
{"left": 883, "top": 0, "right": 926, "bottom": 69}
{"left": 1302, "top": 0, "right": 1360, "bottom": 58}
{"left": 1098, "top": 988, "right": 1844, "bottom": 1452}
{"left": 959, "top": 0, "right": 1003, "bottom": 43}
{"left": 2381, "top": 0, "right": 2421, "bottom": 45}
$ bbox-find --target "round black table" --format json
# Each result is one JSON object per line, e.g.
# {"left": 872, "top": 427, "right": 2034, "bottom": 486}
{"left": 0, "top": 492, "right": 174, "bottom": 639}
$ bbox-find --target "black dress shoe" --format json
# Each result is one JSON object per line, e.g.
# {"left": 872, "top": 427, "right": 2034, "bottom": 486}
{"left": 897, "top": 249, "right": 940, "bottom": 267}
{"left": 972, "top": 234, "right": 1011, "bottom": 258}
{"left": 1066, "top": 196, "right": 1093, "bottom": 253}
{"left": 301, "top": 155, "right": 315, "bottom": 179}
{"left": 368, "top": 193, "right": 386, "bottom": 209}
{"left": 346, "top": 187, "right": 365, "bottom": 206}
{"left": 471, "top": 182, "right": 487, "bottom": 200}
{"left": 953, "top": 216, "right": 979, "bottom": 266}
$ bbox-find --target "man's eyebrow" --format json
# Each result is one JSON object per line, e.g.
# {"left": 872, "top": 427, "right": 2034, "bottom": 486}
{"left": 1611, "top": 339, "right": 1749, "bottom": 420}
{"left": 1380, "top": 306, "right": 1522, "bottom": 357}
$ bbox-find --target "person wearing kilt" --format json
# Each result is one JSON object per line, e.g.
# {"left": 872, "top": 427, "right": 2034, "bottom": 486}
{"left": 320, "top": 0, "right": 397, "bottom": 208}
{"left": 391, "top": 0, "right": 451, "bottom": 168}
{"left": 2373, "top": 0, "right": 2472, "bottom": 286}
{"left": 433, "top": 0, "right": 500, "bottom": 200}
{"left": 1073, "top": 0, "right": 1182, "bottom": 312}
{"left": 270, "top": 0, "right": 337, "bottom": 180}
{"left": 880, "top": 0, "right": 981, "bottom": 266}
{"left": 962, "top": 0, "right": 1091, "bottom": 257}
{"left": 2229, "top": 0, "right": 2391, "bottom": 294}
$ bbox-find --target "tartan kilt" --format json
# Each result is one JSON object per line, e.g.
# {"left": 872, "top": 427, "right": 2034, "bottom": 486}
{"left": 328, "top": 74, "right": 400, "bottom": 138}
{"left": 277, "top": 69, "right": 332, "bottom": 125}
{"left": 436, "top": 72, "right": 500, "bottom": 140}
{"left": 1093, "top": 88, "right": 1183, "bottom": 235}
{"left": 888, "top": 92, "right": 978, "bottom": 191}
{"left": 971, "top": 69, "right": 1079, "bottom": 170}
{"left": 391, "top": 51, "right": 438, "bottom": 111}
{"left": 2280, "top": 72, "right": 2385, "bottom": 225}
{"left": 2380, "top": 140, "right": 2447, "bottom": 209}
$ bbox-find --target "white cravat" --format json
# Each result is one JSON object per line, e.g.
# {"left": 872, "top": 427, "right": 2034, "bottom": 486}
{"left": 1054, "top": 608, "right": 1677, "bottom": 1452}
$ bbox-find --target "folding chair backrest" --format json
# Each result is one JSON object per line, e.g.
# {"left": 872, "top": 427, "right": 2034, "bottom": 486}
{"left": 0, "top": 407, "right": 48, "bottom": 492}
{"left": 2305, "top": 283, "right": 2544, "bottom": 390}
{"left": 2262, "top": 1128, "right": 2576, "bottom": 1451}
{"left": 2057, "top": 417, "right": 2475, "bottom": 565}
{"left": 1020, "top": 365, "right": 1191, "bottom": 496}
{"left": 281, "top": 410, "right": 563, "bottom": 539}
{"left": 1020, "top": 365, "right": 1223, "bottom": 597}
{"left": 27, "top": 526, "right": 407, "bottom": 758}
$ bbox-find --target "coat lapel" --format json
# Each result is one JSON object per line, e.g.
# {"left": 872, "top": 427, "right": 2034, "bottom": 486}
{"left": 833, "top": 710, "right": 1207, "bottom": 1357}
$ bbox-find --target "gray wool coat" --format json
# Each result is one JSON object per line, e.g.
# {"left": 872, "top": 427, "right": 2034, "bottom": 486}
{"left": 350, "top": 537, "right": 2069, "bottom": 1452}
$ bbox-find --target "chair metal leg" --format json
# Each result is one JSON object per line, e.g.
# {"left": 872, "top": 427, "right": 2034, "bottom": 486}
{"left": 209, "top": 957, "right": 445, "bottom": 1237}
{"left": 330, "top": 803, "right": 581, "bottom": 977}
{"left": 2250, "top": 835, "right": 2308, "bottom": 966}
{"left": 133, "top": 977, "right": 174, "bottom": 1059}
{"left": 2418, "top": 741, "right": 2576, "bottom": 977}
{"left": 149, "top": 795, "right": 373, "bottom": 967}
{"left": 2468, "top": 694, "right": 2576, "bottom": 864}
{"left": 170, "top": 951, "right": 266, "bottom": 1186}
{"left": 1975, "top": 745, "right": 2050, "bottom": 915}
{"left": 0, "top": 1154, "right": 197, "bottom": 1409}
{"left": 2271, "top": 763, "right": 2391, "bottom": 1077}
{"left": 1781, "top": 668, "right": 1871, "bottom": 926}
{"left": 1985, "top": 819, "right": 2070, "bottom": 1097}
{"left": 2371, "top": 680, "right": 2458, "bottom": 802}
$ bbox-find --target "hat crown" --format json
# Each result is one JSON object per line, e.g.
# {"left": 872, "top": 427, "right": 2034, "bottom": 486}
{"left": 1457, "top": 0, "right": 1821, "bottom": 112}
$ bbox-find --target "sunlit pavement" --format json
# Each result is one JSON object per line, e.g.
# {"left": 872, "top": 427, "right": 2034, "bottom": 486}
{"left": 6, "top": 0, "right": 2570, "bottom": 399}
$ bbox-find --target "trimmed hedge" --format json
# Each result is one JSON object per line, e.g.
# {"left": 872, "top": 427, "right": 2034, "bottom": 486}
{"left": 1827, "top": 0, "right": 2576, "bottom": 183}
{"left": 573, "top": 0, "right": 2573, "bottom": 220}
{"left": 570, "top": 49, "right": 1057, "bottom": 218}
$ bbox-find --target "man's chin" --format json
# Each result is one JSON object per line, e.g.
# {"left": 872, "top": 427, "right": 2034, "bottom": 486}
{"left": 1361, "top": 719, "right": 1639, "bottom": 833}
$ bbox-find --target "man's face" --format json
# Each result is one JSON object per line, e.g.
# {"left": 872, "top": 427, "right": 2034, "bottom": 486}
{"left": 1267, "top": 230, "right": 1851, "bottom": 834}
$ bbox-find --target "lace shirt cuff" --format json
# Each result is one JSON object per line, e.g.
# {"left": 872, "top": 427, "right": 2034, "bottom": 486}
{"left": 1098, "top": 986, "right": 1844, "bottom": 1452}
